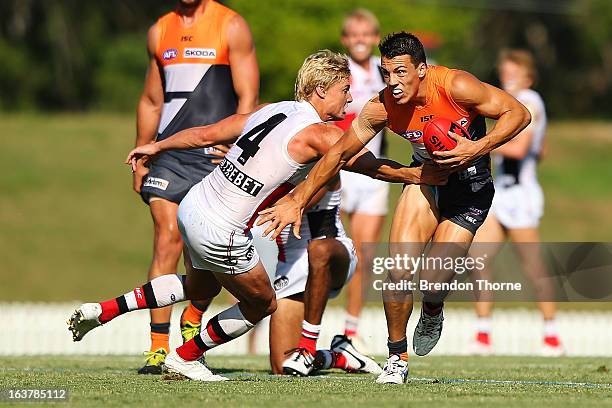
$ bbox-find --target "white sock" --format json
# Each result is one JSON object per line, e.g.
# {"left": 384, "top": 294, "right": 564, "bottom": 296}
{"left": 477, "top": 316, "right": 492, "bottom": 334}
{"left": 199, "top": 303, "right": 255, "bottom": 350}
{"left": 344, "top": 314, "right": 359, "bottom": 336}
{"left": 543, "top": 319, "right": 558, "bottom": 338}
{"left": 301, "top": 320, "right": 321, "bottom": 341}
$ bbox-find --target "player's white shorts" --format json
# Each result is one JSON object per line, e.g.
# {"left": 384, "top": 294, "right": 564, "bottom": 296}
{"left": 340, "top": 170, "right": 389, "bottom": 216}
{"left": 177, "top": 187, "right": 259, "bottom": 275}
{"left": 250, "top": 222, "right": 279, "bottom": 279}
{"left": 273, "top": 236, "right": 357, "bottom": 300}
{"left": 491, "top": 182, "right": 544, "bottom": 229}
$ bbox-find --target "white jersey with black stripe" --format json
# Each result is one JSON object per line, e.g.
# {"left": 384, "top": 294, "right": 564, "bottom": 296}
{"left": 192, "top": 101, "right": 321, "bottom": 231}
{"left": 346, "top": 57, "right": 386, "bottom": 157}
{"left": 495, "top": 89, "right": 547, "bottom": 188}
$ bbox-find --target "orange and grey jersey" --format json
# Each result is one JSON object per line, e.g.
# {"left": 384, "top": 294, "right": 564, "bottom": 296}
{"left": 384, "top": 65, "right": 490, "bottom": 182}
{"left": 154, "top": 2, "right": 238, "bottom": 169}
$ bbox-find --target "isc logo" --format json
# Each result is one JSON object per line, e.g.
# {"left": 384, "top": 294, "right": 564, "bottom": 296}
{"left": 184, "top": 48, "right": 217, "bottom": 58}
{"left": 420, "top": 114, "right": 434, "bottom": 123}
{"left": 162, "top": 48, "right": 178, "bottom": 60}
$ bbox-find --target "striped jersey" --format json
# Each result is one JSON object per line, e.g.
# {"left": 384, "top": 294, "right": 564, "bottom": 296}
{"left": 154, "top": 2, "right": 239, "bottom": 169}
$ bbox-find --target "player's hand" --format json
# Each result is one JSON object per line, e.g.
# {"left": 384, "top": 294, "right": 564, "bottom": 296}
{"left": 132, "top": 159, "right": 149, "bottom": 194}
{"left": 125, "top": 143, "right": 160, "bottom": 172}
{"left": 256, "top": 194, "right": 304, "bottom": 240}
{"left": 411, "top": 163, "right": 449, "bottom": 185}
{"left": 209, "top": 144, "right": 232, "bottom": 164}
{"left": 432, "top": 131, "right": 481, "bottom": 168}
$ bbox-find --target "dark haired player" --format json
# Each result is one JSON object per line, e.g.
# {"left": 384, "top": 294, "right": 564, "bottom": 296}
{"left": 258, "top": 32, "right": 531, "bottom": 384}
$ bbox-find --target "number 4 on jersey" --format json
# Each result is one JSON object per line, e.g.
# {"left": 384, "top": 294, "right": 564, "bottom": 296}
{"left": 236, "top": 113, "right": 287, "bottom": 165}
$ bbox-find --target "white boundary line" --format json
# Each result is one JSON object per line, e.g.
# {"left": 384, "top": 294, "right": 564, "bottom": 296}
{"left": 225, "top": 372, "right": 612, "bottom": 389}
{"left": 2, "top": 367, "right": 610, "bottom": 389}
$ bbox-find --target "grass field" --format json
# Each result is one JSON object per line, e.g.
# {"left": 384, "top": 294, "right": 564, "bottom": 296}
{"left": 0, "top": 114, "right": 611, "bottom": 301}
{"left": 1, "top": 355, "right": 611, "bottom": 407}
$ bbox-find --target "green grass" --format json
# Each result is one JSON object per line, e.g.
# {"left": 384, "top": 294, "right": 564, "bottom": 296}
{"left": 1, "top": 355, "right": 611, "bottom": 407}
{"left": 0, "top": 114, "right": 611, "bottom": 301}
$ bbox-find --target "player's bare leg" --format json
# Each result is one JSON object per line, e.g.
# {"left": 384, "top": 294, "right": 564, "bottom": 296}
{"left": 283, "top": 239, "right": 350, "bottom": 376}
{"left": 166, "top": 261, "right": 277, "bottom": 381}
{"left": 210, "top": 263, "right": 277, "bottom": 323}
{"left": 377, "top": 185, "right": 438, "bottom": 384}
{"left": 139, "top": 198, "right": 183, "bottom": 372}
{"left": 180, "top": 249, "right": 214, "bottom": 343}
{"left": 269, "top": 296, "right": 304, "bottom": 374}
{"left": 508, "top": 227, "right": 563, "bottom": 355}
{"left": 384, "top": 186, "right": 438, "bottom": 343}
{"left": 304, "top": 239, "right": 350, "bottom": 324}
{"left": 344, "top": 212, "right": 384, "bottom": 343}
{"left": 412, "top": 220, "right": 474, "bottom": 357}
{"left": 470, "top": 214, "right": 506, "bottom": 353}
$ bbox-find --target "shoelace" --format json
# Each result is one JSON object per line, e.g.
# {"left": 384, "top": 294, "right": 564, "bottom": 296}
{"left": 181, "top": 325, "right": 200, "bottom": 341}
{"left": 384, "top": 359, "right": 404, "bottom": 374}
{"left": 284, "top": 347, "right": 311, "bottom": 361}
{"left": 419, "top": 314, "right": 441, "bottom": 336}
{"left": 142, "top": 350, "right": 165, "bottom": 365}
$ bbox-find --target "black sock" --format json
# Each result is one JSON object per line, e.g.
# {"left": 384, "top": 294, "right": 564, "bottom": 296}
{"left": 387, "top": 337, "right": 408, "bottom": 355}
{"left": 150, "top": 322, "right": 170, "bottom": 335}
{"left": 423, "top": 301, "right": 444, "bottom": 316}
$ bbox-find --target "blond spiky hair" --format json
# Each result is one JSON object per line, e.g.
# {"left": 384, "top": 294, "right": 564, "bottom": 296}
{"left": 294, "top": 50, "right": 350, "bottom": 102}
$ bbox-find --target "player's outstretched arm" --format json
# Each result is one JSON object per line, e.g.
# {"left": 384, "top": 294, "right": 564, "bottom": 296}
{"left": 257, "top": 96, "right": 391, "bottom": 239}
{"left": 257, "top": 125, "right": 367, "bottom": 240}
{"left": 432, "top": 70, "right": 531, "bottom": 167}
{"left": 125, "top": 113, "right": 250, "bottom": 171}
{"left": 343, "top": 149, "right": 449, "bottom": 186}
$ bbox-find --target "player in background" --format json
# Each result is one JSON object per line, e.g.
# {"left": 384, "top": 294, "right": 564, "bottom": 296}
{"left": 334, "top": 9, "right": 388, "bottom": 349}
{"left": 469, "top": 49, "right": 563, "bottom": 356}
{"left": 133, "top": 0, "right": 258, "bottom": 373}
{"left": 69, "top": 50, "right": 448, "bottom": 381}
{"left": 269, "top": 176, "right": 382, "bottom": 377}
{"left": 258, "top": 33, "right": 531, "bottom": 384}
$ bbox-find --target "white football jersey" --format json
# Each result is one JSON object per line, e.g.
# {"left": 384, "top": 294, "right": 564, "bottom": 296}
{"left": 346, "top": 57, "right": 386, "bottom": 157}
{"left": 495, "top": 88, "right": 547, "bottom": 187}
{"left": 192, "top": 101, "right": 321, "bottom": 231}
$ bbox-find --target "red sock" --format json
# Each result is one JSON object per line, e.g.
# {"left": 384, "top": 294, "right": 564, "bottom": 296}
{"left": 176, "top": 338, "right": 205, "bottom": 361}
{"left": 476, "top": 332, "right": 490, "bottom": 345}
{"left": 98, "top": 299, "right": 120, "bottom": 323}
{"left": 298, "top": 321, "right": 320, "bottom": 355}
{"left": 344, "top": 328, "right": 357, "bottom": 338}
{"left": 298, "top": 333, "right": 318, "bottom": 355}
{"left": 544, "top": 335, "right": 560, "bottom": 347}
{"left": 332, "top": 351, "right": 348, "bottom": 369}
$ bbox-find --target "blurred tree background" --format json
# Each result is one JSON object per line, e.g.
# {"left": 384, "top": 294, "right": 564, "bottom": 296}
{"left": 0, "top": 0, "right": 610, "bottom": 116}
